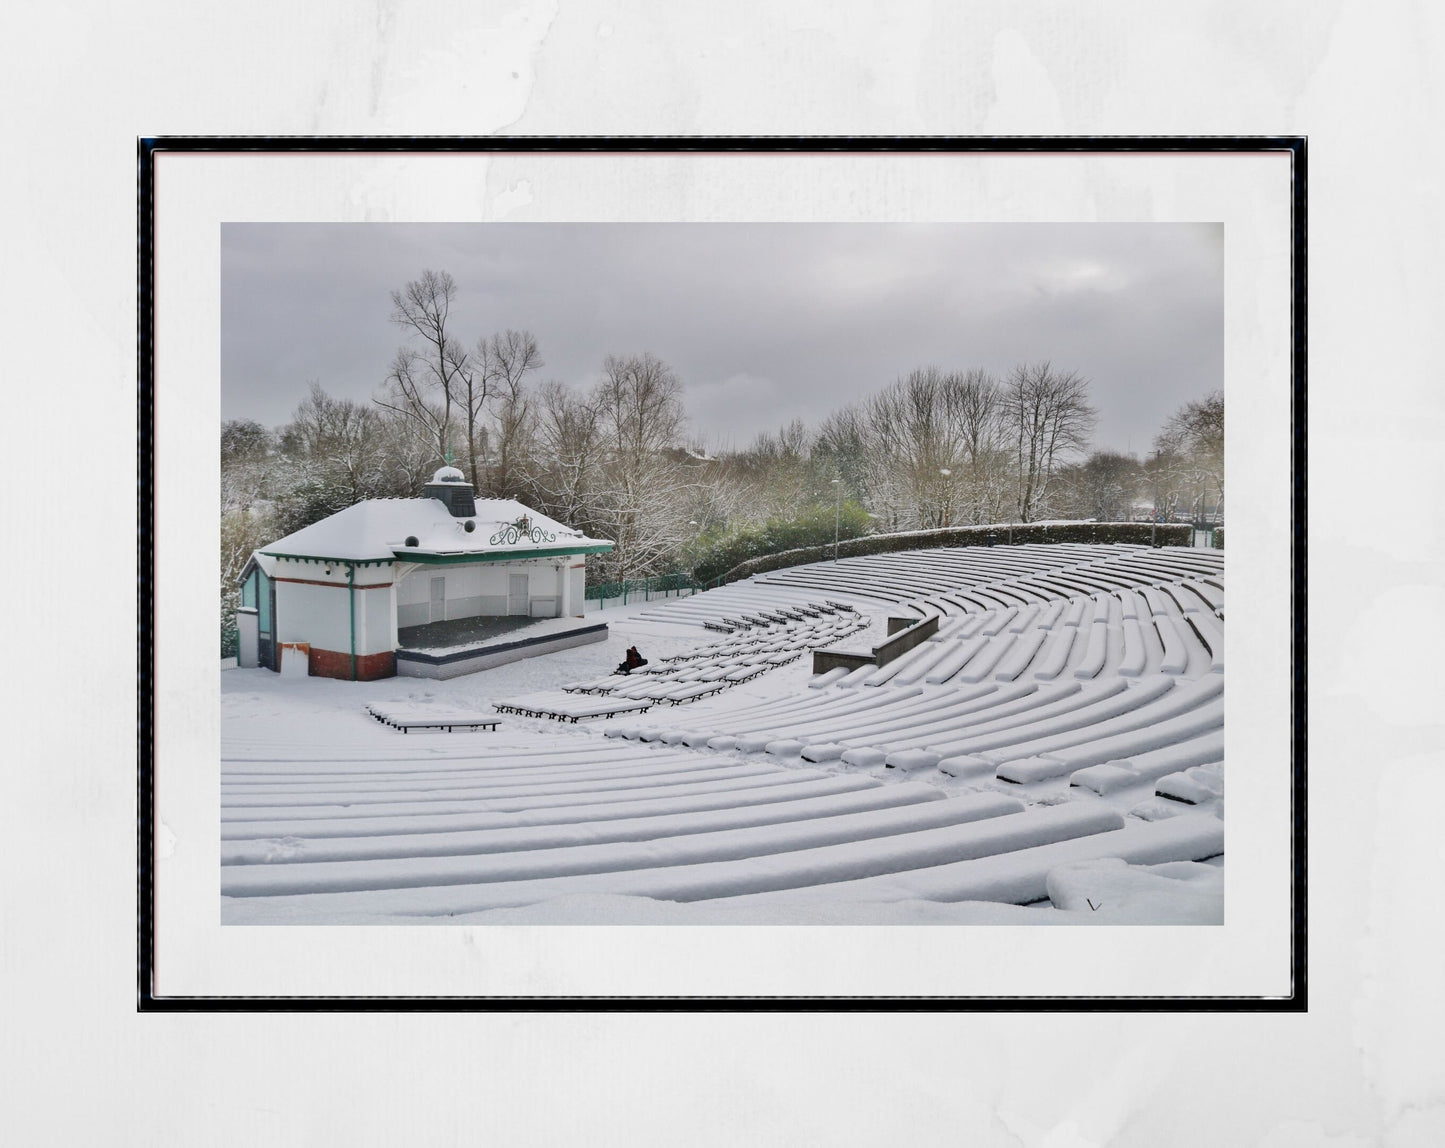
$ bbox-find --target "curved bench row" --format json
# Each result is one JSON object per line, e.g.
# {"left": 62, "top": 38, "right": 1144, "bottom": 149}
{"left": 219, "top": 725, "right": 1223, "bottom": 922}
{"left": 639, "top": 543, "right": 1222, "bottom": 636}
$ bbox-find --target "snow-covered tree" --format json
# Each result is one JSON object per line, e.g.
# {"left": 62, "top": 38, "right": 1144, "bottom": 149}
{"left": 1152, "top": 390, "right": 1224, "bottom": 521}
{"left": 1006, "top": 361, "right": 1097, "bottom": 522}
{"left": 588, "top": 353, "right": 695, "bottom": 582}
{"left": 1054, "top": 450, "right": 1142, "bottom": 522}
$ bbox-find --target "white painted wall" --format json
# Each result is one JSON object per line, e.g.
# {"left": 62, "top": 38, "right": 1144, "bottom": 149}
{"left": 361, "top": 584, "right": 391, "bottom": 653}
{"left": 274, "top": 579, "right": 395, "bottom": 657}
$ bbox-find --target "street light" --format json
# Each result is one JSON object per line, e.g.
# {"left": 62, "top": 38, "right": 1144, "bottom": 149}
{"left": 831, "top": 478, "right": 841, "bottom": 561}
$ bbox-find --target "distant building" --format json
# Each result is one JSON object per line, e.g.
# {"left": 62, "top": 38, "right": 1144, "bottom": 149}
{"left": 236, "top": 467, "right": 612, "bottom": 680}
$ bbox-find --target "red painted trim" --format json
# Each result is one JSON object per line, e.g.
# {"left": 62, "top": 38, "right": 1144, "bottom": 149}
{"left": 308, "top": 648, "right": 396, "bottom": 681}
{"left": 274, "top": 577, "right": 394, "bottom": 590}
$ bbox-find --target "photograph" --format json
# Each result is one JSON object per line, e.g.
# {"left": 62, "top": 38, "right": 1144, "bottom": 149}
{"left": 216, "top": 219, "right": 1230, "bottom": 928}
{"left": 143, "top": 139, "right": 1297, "bottom": 1002}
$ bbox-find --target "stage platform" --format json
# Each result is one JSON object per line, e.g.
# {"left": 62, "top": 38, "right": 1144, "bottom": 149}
{"left": 394, "top": 617, "right": 609, "bottom": 680}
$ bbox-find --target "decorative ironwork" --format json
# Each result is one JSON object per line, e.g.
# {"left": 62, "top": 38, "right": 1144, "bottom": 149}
{"left": 489, "top": 514, "right": 558, "bottom": 547}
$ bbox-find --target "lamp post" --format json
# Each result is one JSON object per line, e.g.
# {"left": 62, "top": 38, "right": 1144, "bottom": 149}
{"left": 1149, "top": 450, "right": 1161, "bottom": 547}
{"left": 938, "top": 467, "right": 952, "bottom": 528}
{"left": 687, "top": 521, "right": 699, "bottom": 594}
{"left": 831, "top": 478, "right": 841, "bottom": 561}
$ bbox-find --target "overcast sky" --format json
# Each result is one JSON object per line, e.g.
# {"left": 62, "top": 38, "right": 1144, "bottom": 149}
{"left": 222, "top": 222, "right": 1221, "bottom": 456}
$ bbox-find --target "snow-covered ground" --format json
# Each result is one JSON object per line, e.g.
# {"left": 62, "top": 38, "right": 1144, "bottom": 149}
{"left": 222, "top": 544, "right": 1224, "bottom": 925}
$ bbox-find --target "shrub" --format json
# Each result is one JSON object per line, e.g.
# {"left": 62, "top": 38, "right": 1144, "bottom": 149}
{"left": 688, "top": 503, "right": 871, "bottom": 584}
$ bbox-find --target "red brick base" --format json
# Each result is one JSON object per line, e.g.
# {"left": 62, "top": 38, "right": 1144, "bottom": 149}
{"left": 307, "top": 648, "right": 396, "bottom": 681}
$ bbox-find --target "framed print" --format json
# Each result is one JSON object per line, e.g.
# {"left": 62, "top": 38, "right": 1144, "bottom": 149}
{"left": 140, "top": 136, "right": 1303, "bottom": 1008}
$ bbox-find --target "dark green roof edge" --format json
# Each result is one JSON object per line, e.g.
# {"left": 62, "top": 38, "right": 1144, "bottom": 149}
{"left": 258, "top": 553, "right": 395, "bottom": 567}
{"left": 395, "top": 544, "right": 613, "bottom": 565}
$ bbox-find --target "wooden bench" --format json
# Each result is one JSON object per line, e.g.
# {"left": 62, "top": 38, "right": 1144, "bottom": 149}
{"left": 366, "top": 704, "right": 500, "bottom": 734}
{"left": 493, "top": 694, "right": 656, "bottom": 722}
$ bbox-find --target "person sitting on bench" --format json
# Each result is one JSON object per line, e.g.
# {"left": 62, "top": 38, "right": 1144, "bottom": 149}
{"left": 615, "top": 646, "right": 648, "bottom": 675}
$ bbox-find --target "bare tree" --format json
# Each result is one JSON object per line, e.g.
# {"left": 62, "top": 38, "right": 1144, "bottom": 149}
{"left": 480, "top": 329, "right": 544, "bottom": 499}
{"left": 1005, "top": 361, "right": 1098, "bottom": 522}
{"left": 942, "top": 368, "right": 1011, "bottom": 524}
{"left": 374, "top": 269, "right": 471, "bottom": 467}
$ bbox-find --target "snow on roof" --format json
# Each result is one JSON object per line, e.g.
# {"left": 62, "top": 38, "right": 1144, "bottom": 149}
{"left": 259, "top": 497, "right": 611, "bottom": 563}
{"left": 430, "top": 465, "right": 468, "bottom": 484}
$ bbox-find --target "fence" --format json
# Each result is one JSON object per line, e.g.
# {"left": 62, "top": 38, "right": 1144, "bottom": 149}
{"left": 585, "top": 571, "right": 698, "bottom": 607}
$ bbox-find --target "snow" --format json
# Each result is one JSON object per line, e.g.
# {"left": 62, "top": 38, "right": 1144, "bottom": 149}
{"left": 1044, "top": 857, "right": 1224, "bottom": 923}
{"left": 259, "top": 496, "right": 607, "bottom": 562}
{"left": 222, "top": 544, "right": 1226, "bottom": 925}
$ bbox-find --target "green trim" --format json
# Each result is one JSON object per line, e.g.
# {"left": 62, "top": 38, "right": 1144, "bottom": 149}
{"left": 260, "top": 552, "right": 394, "bottom": 568}
{"left": 395, "top": 544, "right": 613, "bottom": 565}
{"left": 347, "top": 563, "right": 357, "bottom": 681}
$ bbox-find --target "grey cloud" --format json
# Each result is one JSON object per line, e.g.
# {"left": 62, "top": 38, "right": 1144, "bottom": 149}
{"left": 222, "top": 222, "right": 1220, "bottom": 455}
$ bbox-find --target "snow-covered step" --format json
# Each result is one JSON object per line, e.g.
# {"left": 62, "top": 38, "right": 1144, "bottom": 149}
{"left": 1155, "top": 764, "right": 1224, "bottom": 805}
{"left": 222, "top": 774, "right": 883, "bottom": 842}
{"left": 1030, "top": 624, "right": 1079, "bottom": 681}
{"left": 992, "top": 628, "right": 1050, "bottom": 681}
{"left": 221, "top": 765, "right": 827, "bottom": 827}
{"left": 221, "top": 755, "right": 729, "bottom": 799}
{"left": 994, "top": 694, "right": 1223, "bottom": 783}
{"left": 922, "top": 636, "right": 988, "bottom": 684}
{"left": 224, "top": 787, "right": 1020, "bottom": 897}
{"left": 921, "top": 677, "right": 1150, "bottom": 763}
{"left": 1071, "top": 612, "right": 1112, "bottom": 679}
{"left": 976, "top": 675, "right": 1222, "bottom": 769}
{"left": 222, "top": 798, "right": 1121, "bottom": 916}
{"left": 222, "top": 782, "right": 947, "bottom": 866}
{"left": 220, "top": 762, "right": 789, "bottom": 818}
{"left": 1069, "top": 730, "right": 1229, "bottom": 797}
{"left": 754, "top": 689, "right": 963, "bottom": 748}
{"left": 705, "top": 813, "right": 1225, "bottom": 910}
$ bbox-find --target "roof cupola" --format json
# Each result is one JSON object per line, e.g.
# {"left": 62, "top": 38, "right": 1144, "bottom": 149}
{"left": 424, "top": 465, "right": 477, "bottom": 518}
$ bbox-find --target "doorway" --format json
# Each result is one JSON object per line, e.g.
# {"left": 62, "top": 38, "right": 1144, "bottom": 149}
{"left": 507, "top": 573, "right": 529, "bottom": 616}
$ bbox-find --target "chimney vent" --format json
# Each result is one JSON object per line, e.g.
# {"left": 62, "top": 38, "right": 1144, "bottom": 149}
{"left": 424, "top": 465, "right": 476, "bottom": 518}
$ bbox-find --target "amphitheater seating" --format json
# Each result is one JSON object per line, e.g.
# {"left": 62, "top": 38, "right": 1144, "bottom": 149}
{"left": 222, "top": 539, "right": 1227, "bottom": 923}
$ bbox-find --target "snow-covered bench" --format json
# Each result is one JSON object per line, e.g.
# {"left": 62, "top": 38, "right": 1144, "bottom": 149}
{"left": 366, "top": 703, "right": 500, "bottom": 734}
{"left": 493, "top": 692, "right": 655, "bottom": 722}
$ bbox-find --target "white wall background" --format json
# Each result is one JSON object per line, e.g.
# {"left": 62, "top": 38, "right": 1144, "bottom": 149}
{"left": 4, "top": 2, "right": 1442, "bottom": 1145}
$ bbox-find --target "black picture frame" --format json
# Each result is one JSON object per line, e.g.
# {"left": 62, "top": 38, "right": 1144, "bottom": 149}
{"left": 139, "top": 135, "right": 1305, "bottom": 1012}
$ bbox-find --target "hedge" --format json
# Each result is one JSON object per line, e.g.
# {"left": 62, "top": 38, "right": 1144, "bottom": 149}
{"left": 688, "top": 503, "right": 872, "bottom": 585}
{"left": 1212, "top": 526, "right": 1225, "bottom": 549}
{"left": 707, "top": 521, "right": 1193, "bottom": 589}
